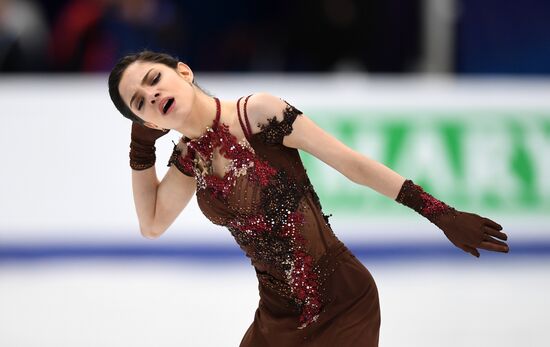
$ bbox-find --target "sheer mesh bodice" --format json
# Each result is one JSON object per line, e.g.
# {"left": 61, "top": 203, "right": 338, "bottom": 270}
{"left": 169, "top": 96, "right": 380, "bottom": 345}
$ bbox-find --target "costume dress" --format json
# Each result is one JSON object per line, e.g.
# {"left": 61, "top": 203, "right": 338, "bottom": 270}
{"left": 171, "top": 95, "right": 381, "bottom": 346}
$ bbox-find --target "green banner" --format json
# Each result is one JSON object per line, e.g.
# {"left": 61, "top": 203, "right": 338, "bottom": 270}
{"left": 300, "top": 109, "right": 550, "bottom": 216}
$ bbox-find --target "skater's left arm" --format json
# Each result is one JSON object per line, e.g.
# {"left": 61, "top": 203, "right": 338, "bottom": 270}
{"left": 246, "top": 92, "right": 510, "bottom": 258}
{"left": 245, "top": 93, "right": 406, "bottom": 200}
{"left": 285, "top": 114, "right": 407, "bottom": 199}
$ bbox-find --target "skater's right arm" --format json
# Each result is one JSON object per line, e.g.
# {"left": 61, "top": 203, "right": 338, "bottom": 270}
{"left": 131, "top": 159, "right": 195, "bottom": 239}
{"left": 129, "top": 123, "right": 196, "bottom": 239}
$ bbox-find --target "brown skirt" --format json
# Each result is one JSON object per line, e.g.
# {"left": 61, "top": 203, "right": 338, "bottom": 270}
{"left": 240, "top": 246, "right": 381, "bottom": 347}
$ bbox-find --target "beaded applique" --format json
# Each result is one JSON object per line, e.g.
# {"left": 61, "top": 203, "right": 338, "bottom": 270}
{"left": 176, "top": 122, "right": 276, "bottom": 200}
{"left": 173, "top": 96, "right": 328, "bottom": 328}
{"left": 226, "top": 168, "right": 323, "bottom": 328}
{"left": 167, "top": 140, "right": 195, "bottom": 177}
{"left": 257, "top": 102, "right": 303, "bottom": 145}
{"left": 395, "top": 179, "right": 456, "bottom": 223}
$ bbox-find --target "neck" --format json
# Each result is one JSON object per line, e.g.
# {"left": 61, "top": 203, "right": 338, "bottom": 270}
{"left": 176, "top": 88, "right": 218, "bottom": 139}
{"left": 176, "top": 88, "right": 237, "bottom": 140}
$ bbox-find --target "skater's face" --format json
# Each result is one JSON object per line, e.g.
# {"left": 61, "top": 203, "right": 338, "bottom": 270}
{"left": 118, "top": 60, "right": 196, "bottom": 130}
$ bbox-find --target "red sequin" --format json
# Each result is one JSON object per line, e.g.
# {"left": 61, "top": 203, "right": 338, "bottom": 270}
{"left": 176, "top": 97, "right": 322, "bottom": 328}
{"left": 178, "top": 146, "right": 196, "bottom": 176}
{"left": 181, "top": 121, "right": 278, "bottom": 200}
{"left": 396, "top": 179, "right": 454, "bottom": 223}
{"left": 228, "top": 214, "right": 269, "bottom": 235}
{"left": 420, "top": 192, "right": 451, "bottom": 217}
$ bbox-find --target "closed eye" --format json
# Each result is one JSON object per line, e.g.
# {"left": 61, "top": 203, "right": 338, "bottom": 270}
{"left": 152, "top": 72, "right": 161, "bottom": 85}
{"left": 135, "top": 72, "right": 160, "bottom": 111}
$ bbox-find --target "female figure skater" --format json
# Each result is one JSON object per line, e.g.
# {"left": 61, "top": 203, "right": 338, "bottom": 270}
{"left": 108, "top": 51, "right": 509, "bottom": 346}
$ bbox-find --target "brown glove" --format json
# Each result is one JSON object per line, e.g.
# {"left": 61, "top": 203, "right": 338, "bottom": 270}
{"left": 129, "top": 122, "right": 169, "bottom": 170}
{"left": 396, "top": 179, "right": 509, "bottom": 257}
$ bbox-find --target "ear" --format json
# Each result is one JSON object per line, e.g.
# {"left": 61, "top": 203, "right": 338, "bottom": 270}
{"left": 177, "top": 62, "right": 194, "bottom": 83}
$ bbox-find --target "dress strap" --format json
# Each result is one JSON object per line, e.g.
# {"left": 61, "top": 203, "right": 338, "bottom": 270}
{"left": 212, "top": 97, "right": 221, "bottom": 129}
{"left": 237, "top": 94, "right": 253, "bottom": 141}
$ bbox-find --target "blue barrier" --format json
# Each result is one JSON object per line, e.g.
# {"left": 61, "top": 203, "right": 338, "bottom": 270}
{"left": 0, "top": 241, "right": 546, "bottom": 262}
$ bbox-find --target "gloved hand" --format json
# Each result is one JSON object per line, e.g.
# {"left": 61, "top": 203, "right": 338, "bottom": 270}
{"left": 129, "top": 122, "right": 169, "bottom": 170}
{"left": 433, "top": 210, "right": 508, "bottom": 257}
{"left": 396, "top": 179, "right": 509, "bottom": 257}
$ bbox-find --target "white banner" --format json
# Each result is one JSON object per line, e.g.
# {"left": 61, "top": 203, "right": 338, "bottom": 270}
{"left": 1, "top": 75, "right": 549, "bottom": 245}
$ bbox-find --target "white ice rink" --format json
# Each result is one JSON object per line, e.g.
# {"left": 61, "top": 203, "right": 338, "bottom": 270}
{"left": 2, "top": 77, "right": 549, "bottom": 346}
{"left": 1, "top": 257, "right": 548, "bottom": 347}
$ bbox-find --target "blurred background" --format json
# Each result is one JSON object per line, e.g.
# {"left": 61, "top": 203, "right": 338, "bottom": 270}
{"left": 1, "top": 0, "right": 549, "bottom": 346}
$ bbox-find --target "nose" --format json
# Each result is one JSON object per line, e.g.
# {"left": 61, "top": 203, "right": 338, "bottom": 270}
{"left": 149, "top": 92, "right": 160, "bottom": 104}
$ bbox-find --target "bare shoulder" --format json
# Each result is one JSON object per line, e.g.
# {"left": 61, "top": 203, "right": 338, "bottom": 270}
{"left": 245, "top": 94, "right": 360, "bottom": 169}
{"left": 245, "top": 92, "right": 301, "bottom": 136}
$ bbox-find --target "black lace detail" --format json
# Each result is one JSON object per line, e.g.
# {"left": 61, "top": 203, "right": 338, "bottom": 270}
{"left": 228, "top": 168, "right": 308, "bottom": 274}
{"left": 167, "top": 141, "right": 195, "bottom": 177}
{"left": 304, "top": 174, "right": 333, "bottom": 228}
{"left": 257, "top": 102, "right": 302, "bottom": 145}
{"left": 227, "top": 170, "right": 322, "bottom": 319}
{"left": 229, "top": 222, "right": 294, "bottom": 278}
{"left": 255, "top": 268, "right": 295, "bottom": 301}
{"left": 260, "top": 170, "right": 305, "bottom": 232}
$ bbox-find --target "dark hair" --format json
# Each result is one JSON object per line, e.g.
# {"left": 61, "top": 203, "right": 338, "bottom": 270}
{"left": 108, "top": 50, "right": 184, "bottom": 124}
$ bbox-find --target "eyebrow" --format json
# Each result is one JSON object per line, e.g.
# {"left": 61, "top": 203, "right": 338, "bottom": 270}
{"left": 129, "top": 68, "right": 153, "bottom": 109}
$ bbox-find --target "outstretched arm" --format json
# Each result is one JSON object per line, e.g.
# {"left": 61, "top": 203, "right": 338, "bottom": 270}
{"left": 283, "top": 110, "right": 407, "bottom": 199}
{"left": 246, "top": 93, "right": 509, "bottom": 257}
{"left": 246, "top": 93, "right": 406, "bottom": 199}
